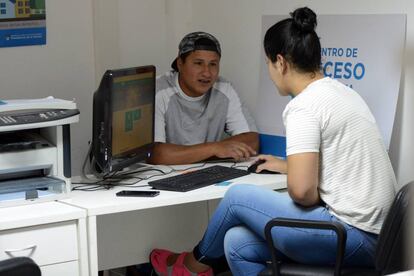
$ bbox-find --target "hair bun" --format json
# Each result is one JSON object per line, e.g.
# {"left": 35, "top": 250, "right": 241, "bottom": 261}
{"left": 291, "top": 7, "right": 317, "bottom": 32}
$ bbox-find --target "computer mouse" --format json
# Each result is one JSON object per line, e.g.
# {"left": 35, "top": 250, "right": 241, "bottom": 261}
{"left": 247, "top": 160, "right": 280, "bottom": 174}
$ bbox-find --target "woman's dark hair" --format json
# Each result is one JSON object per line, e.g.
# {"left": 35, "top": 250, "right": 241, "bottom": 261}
{"left": 264, "top": 7, "right": 321, "bottom": 73}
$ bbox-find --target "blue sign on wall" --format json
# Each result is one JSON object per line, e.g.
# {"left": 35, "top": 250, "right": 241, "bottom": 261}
{"left": 256, "top": 14, "right": 406, "bottom": 154}
{"left": 0, "top": 0, "right": 46, "bottom": 47}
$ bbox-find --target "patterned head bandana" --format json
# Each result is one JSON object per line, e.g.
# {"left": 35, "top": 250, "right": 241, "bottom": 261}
{"left": 171, "top": 31, "right": 221, "bottom": 71}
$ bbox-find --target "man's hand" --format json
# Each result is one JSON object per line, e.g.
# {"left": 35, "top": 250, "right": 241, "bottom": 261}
{"left": 212, "top": 140, "right": 256, "bottom": 161}
{"left": 149, "top": 132, "right": 259, "bottom": 165}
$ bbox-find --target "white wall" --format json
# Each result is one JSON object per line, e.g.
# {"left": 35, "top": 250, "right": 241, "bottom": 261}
{"left": 0, "top": 0, "right": 95, "bottom": 176}
{"left": 93, "top": 0, "right": 183, "bottom": 80}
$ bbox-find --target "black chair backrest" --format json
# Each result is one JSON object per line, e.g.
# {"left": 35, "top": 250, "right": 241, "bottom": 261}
{"left": 375, "top": 181, "right": 413, "bottom": 274}
{"left": 0, "top": 257, "right": 41, "bottom": 276}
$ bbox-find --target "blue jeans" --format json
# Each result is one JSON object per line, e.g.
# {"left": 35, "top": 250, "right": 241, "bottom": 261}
{"left": 193, "top": 185, "right": 378, "bottom": 276}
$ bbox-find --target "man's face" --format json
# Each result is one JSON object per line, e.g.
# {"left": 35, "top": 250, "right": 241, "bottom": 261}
{"left": 177, "top": 50, "right": 220, "bottom": 97}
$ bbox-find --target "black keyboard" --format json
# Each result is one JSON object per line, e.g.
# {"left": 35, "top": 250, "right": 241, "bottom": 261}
{"left": 148, "top": 165, "right": 250, "bottom": 192}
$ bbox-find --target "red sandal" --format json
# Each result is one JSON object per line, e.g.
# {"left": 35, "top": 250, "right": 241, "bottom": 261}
{"left": 150, "top": 249, "right": 177, "bottom": 276}
{"left": 150, "top": 249, "right": 214, "bottom": 276}
{"left": 171, "top": 252, "right": 213, "bottom": 276}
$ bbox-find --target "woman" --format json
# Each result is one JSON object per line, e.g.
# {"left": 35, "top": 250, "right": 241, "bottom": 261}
{"left": 150, "top": 7, "right": 396, "bottom": 276}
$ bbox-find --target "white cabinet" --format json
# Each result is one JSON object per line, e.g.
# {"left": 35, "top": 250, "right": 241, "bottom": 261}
{"left": 41, "top": 261, "right": 79, "bottom": 276}
{"left": 0, "top": 202, "right": 88, "bottom": 276}
{"left": 0, "top": 221, "right": 77, "bottom": 265}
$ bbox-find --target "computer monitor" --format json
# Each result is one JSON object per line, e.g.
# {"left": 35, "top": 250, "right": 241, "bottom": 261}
{"left": 91, "top": 65, "right": 156, "bottom": 175}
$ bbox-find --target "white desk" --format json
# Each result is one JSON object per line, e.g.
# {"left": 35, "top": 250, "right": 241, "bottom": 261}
{"left": 61, "top": 163, "right": 287, "bottom": 275}
{"left": 0, "top": 201, "right": 88, "bottom": 276}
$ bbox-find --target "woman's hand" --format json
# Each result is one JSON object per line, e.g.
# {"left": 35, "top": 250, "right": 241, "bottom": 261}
{"left": 254, "top": 154, "right": 287, "bottom": 174}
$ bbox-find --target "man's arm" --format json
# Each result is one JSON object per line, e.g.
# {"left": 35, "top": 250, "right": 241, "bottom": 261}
{"left": 222, "top": 132, "right": 259, "bottom": 153}
{"left": 149, "top": 132, "right": 258, "bottom": 165}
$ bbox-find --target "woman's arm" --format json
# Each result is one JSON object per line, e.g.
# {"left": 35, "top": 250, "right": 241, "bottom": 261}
{"left": 256, "top": 152, "right": 320, "bottom": 207}
{"left": 286, "top": 152, "right": 320, "bottom": 206}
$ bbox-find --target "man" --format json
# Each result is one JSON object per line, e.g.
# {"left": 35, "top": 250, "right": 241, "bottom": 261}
{"left": 150, "top": 31, "right": 259, "bottom": 165}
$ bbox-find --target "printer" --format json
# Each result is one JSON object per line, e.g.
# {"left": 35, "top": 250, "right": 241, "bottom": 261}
{"left": 0, "top": 97, "right": 79, "bottom": 207}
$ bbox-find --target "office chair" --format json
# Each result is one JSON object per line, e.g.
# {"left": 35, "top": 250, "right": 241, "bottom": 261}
{"left": 0, "top": 257, "right": 41, "bottom": 276}
{"left": 259, "top": 181, "right": 413, "bottom": 276}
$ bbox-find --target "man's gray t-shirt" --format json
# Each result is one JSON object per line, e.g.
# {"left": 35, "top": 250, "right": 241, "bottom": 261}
{"left": 155, "top": 71, "right": 257, "bottom": 145}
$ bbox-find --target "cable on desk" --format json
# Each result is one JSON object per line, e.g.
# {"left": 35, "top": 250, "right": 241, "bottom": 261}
{"left": 72, "top": 161, "right": 245, "bottom": 191}
{"left": 114, "top": 167, "right": 165, "bottom": 177}
{"left": 72, "top": 167, "right": 167, "bottom": 191}
{"left": 75, "top": 141, "right": 155, "bottom": 191}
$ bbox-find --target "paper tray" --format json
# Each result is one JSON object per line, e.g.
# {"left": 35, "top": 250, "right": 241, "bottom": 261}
{"left": 0, "top": 176, "right": 65, "bottom": 202}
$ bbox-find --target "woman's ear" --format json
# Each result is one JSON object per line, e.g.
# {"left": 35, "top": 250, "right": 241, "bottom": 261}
{"left": 276, "top": 54, "right": 288, "bottom": 74}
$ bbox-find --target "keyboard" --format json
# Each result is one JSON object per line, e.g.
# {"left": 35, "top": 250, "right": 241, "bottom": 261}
{"left": 148, "top": 165, "right": 250, "bottom": 192}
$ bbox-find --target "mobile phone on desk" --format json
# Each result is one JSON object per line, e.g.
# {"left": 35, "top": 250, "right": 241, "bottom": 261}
{"left": 116, "top": 190, "right": 160, "bottom": 197}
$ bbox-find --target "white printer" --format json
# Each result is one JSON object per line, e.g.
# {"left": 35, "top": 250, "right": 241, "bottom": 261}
{"left": 0, "top": 97, "right": 79, "bottom": 207}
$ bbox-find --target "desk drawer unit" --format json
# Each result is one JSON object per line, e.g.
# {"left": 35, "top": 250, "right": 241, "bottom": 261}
{"left": 0, "top": 220, "right": 78, "bottom": 274}
{"left": 41, "top": 260, "right": 79, "bottom": 275}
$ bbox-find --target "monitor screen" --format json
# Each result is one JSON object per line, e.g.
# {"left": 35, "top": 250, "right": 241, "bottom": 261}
{"left": 91, "top": 65, "right": 156, "bottom": 175}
